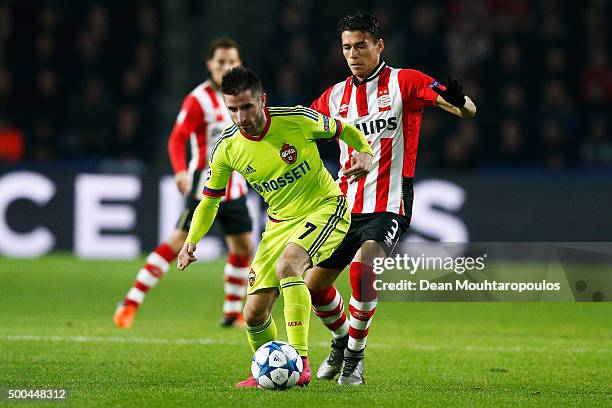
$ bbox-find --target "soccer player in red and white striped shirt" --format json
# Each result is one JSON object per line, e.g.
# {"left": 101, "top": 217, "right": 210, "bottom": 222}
{"left": 306, "top": 12, "right": 477, "bottom": 385}
{"left": 113, "top": 38, "right": 254, "bottom": 329}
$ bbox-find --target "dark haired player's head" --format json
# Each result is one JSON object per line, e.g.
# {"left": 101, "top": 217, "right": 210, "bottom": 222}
{"left": 220, "top": 66, "right": 263, "bottom": 97}
{"left": 207, "top": 37, "right": 240, "bottom": 60}
{"left": 206, "top": 37, "right": 241, "bottom": 87}
{"left": 337, "top": 11, "right": 383, "bottom": 40}
{"left": 221, "top": 67, "right": 267, "bottom": 136}
{"left": 336, "top": 11, "right": 385, "bottom": 81}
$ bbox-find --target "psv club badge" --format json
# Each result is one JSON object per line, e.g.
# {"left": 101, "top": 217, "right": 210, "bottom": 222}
{"left": 280, "top": 143, "right": 297, "bottom": 164}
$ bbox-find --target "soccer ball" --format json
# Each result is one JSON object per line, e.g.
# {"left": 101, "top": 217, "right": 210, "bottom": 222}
{"left": 251, "top": 341, "right": 303, "bottom": 390}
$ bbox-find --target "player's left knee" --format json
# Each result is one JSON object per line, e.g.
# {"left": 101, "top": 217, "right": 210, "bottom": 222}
{"left": 242, "top": 298, "right": 271, "bottom": 327}
{"left": 360, "top": 240, "right": 386, "bottom": 264}
{"left": 275, "top": 258, "right": 302, "bottom": 280}
{"left": 227, "top": 234, "right": 253, "bottom": 257}
{"left": 243, "top": 307, "right": 268, "bottom": 327}
{"left": 304, "top": 266, "right": 340, "bottom": 291}
{"left": 233, "top": 240, "right": 253, "bottom": 257}
{"left": 275, "top": 244, "right": 311, "bottom": 280}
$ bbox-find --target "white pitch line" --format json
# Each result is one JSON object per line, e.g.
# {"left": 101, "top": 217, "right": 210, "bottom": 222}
{"left": 0, "top": 335, "right": 242, "bottom": 346}
{"left": 0, "top": 335, "right": 609, "bottom": 354}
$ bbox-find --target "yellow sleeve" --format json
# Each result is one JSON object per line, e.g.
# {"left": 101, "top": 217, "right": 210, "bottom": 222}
{"left": 338, "top": 123, "right": 373, "bottom": 156}
{"left": 303, "top": 106, "right": 373, "bottom": 155}
{"left": 185, "top": 197, "right": 221, "bottom": 244}
{"left": 185, "top": 140, "right": 232, "bottom": 244}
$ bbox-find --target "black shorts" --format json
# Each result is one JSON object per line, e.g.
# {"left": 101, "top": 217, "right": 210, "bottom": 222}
{"left": 317, "top": 212, "right": 410, "bottom": 270}
{"left": 317, "top": 177, "right": 414, "bottom": 270}
{"left": 175, "top": 195, "right": 252, "bottom": 235}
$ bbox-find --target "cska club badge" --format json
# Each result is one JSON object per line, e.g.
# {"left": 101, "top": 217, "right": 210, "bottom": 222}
{"left": 279, "top": 143, "right": 297, "bottom": 164}
{"left": 248, "top": 270, "right": 256, "bottom": 287}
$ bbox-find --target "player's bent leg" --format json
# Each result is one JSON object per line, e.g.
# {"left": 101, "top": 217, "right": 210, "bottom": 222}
{"left": 283, "top": 196, "right": 351, "bottom": 386}
{"left": 306, "top": 266, "right": 350, "bottom": 380}
{"left": 276, "top": 243, "right": 312, "bottom": 357}
{"left": 302, "top": 198, "right": 354, "bottom": 380}
{"left": 243, "top": 287, "right": 277, "bottom": 352}
{"left": 220, "top": 232, "right": 253, "bottom": 328}
{"left": 306, "top": 268, "right": 348, "bottom": 338}
{"left": 339, "top": 240, "right": 385, "bottom": 385}
{"left": 276, "top": 243, "right": 312, "bottom": 387}
{"left": 113, "top": 229, "right": 185, "bottom": 329}
{"left": 237, "top": 216, "right": 289, "bottom": 389}
{"left": 236, "top": 288, "right": 278, "bottom": 388}
{"left": 348, "top": 241, "right": 384, "bottom": 350}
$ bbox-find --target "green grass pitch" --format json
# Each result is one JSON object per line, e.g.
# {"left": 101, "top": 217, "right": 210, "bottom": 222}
{"left": 1, "top": 254, "right": 610, "bottom": 407}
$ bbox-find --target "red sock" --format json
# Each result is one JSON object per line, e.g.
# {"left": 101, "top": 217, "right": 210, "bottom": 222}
{"left": 124, "top": 243, "right": 177, "bottom": 307}
{"left": 223, "top": 253, "right": 250, "bottom": 318}
{"left": 347, "top": 262, "right": 378, "bottom": 351}
{"left": 310, "top": 286, "right": 349, "bottom": 338}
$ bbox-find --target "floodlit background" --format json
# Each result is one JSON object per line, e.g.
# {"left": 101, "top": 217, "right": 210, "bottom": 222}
{"left": 0, "top": 1, "right": 610, "bottom": 170}
{"left": 0, "top": 2, "right": 610, "bottom": 406}
{"left": 0, "top": 0, "right": 610, "bottom": 258}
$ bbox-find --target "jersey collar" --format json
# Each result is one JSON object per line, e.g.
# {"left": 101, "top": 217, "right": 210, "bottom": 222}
{"left": 240, "top": 107, "right": 271, "bottom": 141}
{"left": 352, "top": 60, "right": 386, "bottom": 85}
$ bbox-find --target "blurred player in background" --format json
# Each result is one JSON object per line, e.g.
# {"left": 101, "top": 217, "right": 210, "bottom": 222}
{"left": 307, "top": 11, "right": 477, "bottom": 385}
{"left": 114, "top": 38, "right": 253, "bottom": 329}
{"left": 176, "top": 66, "right": 373, "bottom": 387}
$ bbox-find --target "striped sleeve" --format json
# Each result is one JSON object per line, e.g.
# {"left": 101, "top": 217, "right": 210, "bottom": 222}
{"left": 168, "top": 94, "right": 204, "bottom": 173}
{"left": 310, "top": 86, "right": 333, "bottom": 117}
{"left": 398, "top": 69, "right": 438, "bottom": 110}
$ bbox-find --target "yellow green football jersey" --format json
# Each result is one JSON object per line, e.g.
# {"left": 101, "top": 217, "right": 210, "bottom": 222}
{"left": 185, "top": 105, "right": 372, "bottom": 245}
{"left": 204, "top": 106, "right": 344, "bottom": 220}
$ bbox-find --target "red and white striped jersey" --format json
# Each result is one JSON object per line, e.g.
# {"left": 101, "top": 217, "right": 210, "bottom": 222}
{"left": 168, "top": 80, "right": 247, "bottom": 201}
{"left": 311, "top": 62, "right": 438, "bottom": 216}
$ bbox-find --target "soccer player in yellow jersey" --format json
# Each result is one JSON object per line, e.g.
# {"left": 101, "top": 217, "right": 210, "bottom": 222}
{"left": 176, "top": 67, "right": 374, "bottom": 387}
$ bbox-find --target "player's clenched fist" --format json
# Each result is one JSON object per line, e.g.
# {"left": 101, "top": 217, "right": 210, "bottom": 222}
{"left": 177, "top": 242, "right": 197, "bottom": 270}
{"left": 345, "top": 151, "right": 374, "bottom": 183}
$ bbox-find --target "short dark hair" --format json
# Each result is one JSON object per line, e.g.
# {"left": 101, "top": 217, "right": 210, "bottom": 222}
{"left": 220, "top": 66, "right": 263, "bottom": 96}
{"left": 337, "top": 11, "right": 383, "bottom": 40}
{"left": 207, "top": 37, "right": 240, "bottom": 60}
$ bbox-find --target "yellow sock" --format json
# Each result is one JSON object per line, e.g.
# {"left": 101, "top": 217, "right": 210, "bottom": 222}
{"left": 245, "top": 315, "right": 277, "bottom": 353}
{"left": 280, "top": 276, "right": 311, "bottom": 357}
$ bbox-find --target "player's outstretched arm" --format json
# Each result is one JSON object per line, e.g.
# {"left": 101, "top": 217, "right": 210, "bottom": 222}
{"left": 178, "top": 135, "right": 232, "bottom": 270}
{"left": 177, "top": 196, "right": 221, "bottom": 270}
{"left": 306, "top": 110, "right": 374, "bottom": 182}
{"left": 433, "top": 76, "right": 477, "bottom": 119}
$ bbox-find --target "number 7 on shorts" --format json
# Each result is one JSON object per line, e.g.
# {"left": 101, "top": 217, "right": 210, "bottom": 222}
{"left": 298, "top": 222, "right": 317, "bottom": 239}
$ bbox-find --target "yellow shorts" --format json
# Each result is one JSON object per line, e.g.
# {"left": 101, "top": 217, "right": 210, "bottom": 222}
{"left": 248, "top": 196, "right": 350, "bottom": 294}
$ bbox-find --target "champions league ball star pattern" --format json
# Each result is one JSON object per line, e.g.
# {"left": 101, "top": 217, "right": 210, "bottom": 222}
{"left": 251, "top": 341, "right": 303, "bottom": 390}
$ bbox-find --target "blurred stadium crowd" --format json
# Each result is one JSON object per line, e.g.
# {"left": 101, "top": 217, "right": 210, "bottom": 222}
{"left": 0, "top": 1, "right": 162, "bottom": 166}
{"left": 0, "top": 0, "right": 610, "bottom": 171}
